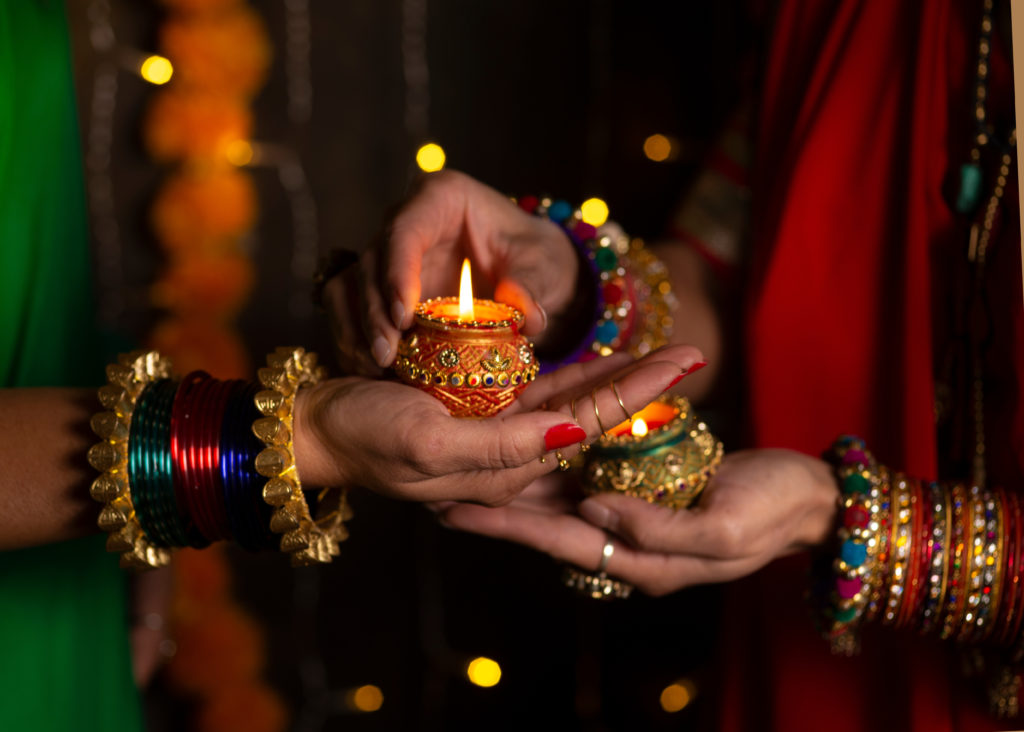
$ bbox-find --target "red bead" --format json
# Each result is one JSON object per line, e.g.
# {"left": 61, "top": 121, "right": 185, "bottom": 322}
{"left": 573, "top": 221, "right": 597, "bottom": 240}
{"left": 603, "top": 282, "right": 623, "bottom": 304}
{"left": 843, "top": 504, "right": 870, "bottom": 528}
{"left": 518, "top": 195, "right": 539, "bottom": 213}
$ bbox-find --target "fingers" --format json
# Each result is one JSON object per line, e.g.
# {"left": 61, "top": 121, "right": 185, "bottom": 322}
{"left": 515, "top": 352, "right": 633, "bottom": 410}
{"left": 359, "top": 246, "right": 402, "bottom": 367}
{"left": 578, "top": 493, "right": 742, "bottom": 560}
{"left": 323, "top": 269, "right": 384, "bottom": 376}
{"left": 494, "top": 278, "right": 547, "bottom": 336}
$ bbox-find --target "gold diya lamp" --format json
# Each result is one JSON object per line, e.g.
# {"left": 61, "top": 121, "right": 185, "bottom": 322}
{"left": 394, "top": 259, "right": 539, "bottom": 418}
{"left": 583, "top": 394, "right": 723, "bottom": 508}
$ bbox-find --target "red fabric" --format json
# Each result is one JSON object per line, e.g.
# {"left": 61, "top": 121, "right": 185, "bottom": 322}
{"left": 718, "top": 1, "right": 1024, "bottom": 730}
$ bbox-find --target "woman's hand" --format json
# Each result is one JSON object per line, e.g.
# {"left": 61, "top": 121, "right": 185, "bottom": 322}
{"left": 292, "top": 344, "right": 704, "bottom": 505}
{"left": 438, "top": 448, "right": 839, "bottom": 596}
{"left": 324, "top": 170, "right": 579, "bottom": 373}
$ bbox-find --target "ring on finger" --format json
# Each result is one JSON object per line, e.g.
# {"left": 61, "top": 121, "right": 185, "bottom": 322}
{"left": 610, "top": 380, "right": 631, "bottom": 424}
{"left": 570, "top": 397, "right": 590, "bottom": 452}
{"left": 591, "top": 388, "right": 608, "bottom": 434}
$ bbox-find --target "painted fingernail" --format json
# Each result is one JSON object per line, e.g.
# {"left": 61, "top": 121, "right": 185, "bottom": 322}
{"left": 579, "top": 499, "right": 617, "bottom": 530}
{"left": 391, "top": 300, "right": 407, "bottom": 329}
{"left": 371, "top": 334, "right": 391, "bottom": 366}
{"left": 544, "top": 423, "right": 586, "bottom": 451}
{"left": 665, "top": 360, "right": 709, "bottom": 390}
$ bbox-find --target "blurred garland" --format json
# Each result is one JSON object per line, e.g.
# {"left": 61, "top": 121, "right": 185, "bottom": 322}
{"left": 141, "top": 1, "right": 285, "bottom": 730}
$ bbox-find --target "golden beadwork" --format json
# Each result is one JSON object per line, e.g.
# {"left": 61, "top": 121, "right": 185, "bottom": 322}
{"left": 582, "top": 395, "right": 723, "bottom": 509}
{"left": 87, "top": 350, "right": 174, "bottom": 570}
{"left": 395, "top": 298, "right": 537, "bottom": 418}
{"left": 253, "top": 347, "right": 352, "bottom": 566}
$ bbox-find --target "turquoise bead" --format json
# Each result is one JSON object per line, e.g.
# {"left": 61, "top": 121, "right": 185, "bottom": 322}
{"left": 955, "top": 162, "right": 982, "bottom": 213}
{"left": 840, "top": 539, "right": 867, "bottom": 567}
{"left": 595, "top": 320, "right": 619, "bottom": 344}
{"left": 594, "top": 247, "right": 618, "bottom": 271}
{"left": 547, "top": 200, "right": 572, "bottom": 222}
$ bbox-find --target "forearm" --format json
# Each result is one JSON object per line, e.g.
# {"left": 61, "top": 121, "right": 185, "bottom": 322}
{"left": 0, "top": 388, "right": 100, "bottom": 550}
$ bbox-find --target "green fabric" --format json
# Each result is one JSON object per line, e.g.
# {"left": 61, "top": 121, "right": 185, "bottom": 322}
{"left": 0, "top": 3, "right": 143, "bottom": 730}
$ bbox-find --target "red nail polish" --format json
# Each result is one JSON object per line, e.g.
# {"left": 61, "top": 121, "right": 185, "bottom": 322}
{"left": 545, "top": 423, "right": 586, "bottom": 451}
{"left": 665, "top": 361, "right": 709, "bottom": 390}
{"left": 685, "top": 360, "right": 709, "bottom": 376}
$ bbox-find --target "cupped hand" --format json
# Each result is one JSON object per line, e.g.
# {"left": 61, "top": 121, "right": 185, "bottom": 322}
{"left": 324, "top": 170, "right": 579, "bottom": 374}
{"left": 439, "top": 448, "right": 839, "bottom": 596}
{"left": 292, "top": 344, "right": 704, "bottom": 505}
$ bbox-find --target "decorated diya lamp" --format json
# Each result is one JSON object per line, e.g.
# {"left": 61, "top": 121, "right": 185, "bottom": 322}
{"left": 394, "top": 260, "right": 539, "bottom": 418}
{"left": 583, "top": 394, "right": 723, "bottom": 509}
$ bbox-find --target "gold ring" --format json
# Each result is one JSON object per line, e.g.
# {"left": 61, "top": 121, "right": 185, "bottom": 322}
{"left": 609, "top": 381, "right": 630, "bottom": 424}
{"left": 571, "top": 398, "right": 590, "bottom": 452}
{"left": 591, "top": 388, "right": 608, "bottom": 434}
{"left": 598, "top": 537, "right": 614, "bottom": 573}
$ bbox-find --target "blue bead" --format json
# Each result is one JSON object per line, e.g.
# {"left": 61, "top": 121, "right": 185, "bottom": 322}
{"left": 547, "top": 200, "right": 572, "bottom": 222}
{"left": 595, "top": 320, "right": 619, "bottom": 345}
{"left": 840, "top": 539, "right": 867, "bottom": 567}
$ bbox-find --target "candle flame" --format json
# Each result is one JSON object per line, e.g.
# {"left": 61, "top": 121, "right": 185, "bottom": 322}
{"left": 631, "top": 417, "right": 649, "bottom": 437}
{"left": 459, "top": 258, "right": 476, "bottom": 321}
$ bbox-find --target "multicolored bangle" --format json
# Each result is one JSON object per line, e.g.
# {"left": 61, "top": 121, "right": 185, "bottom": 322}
{"left": 87, "top": 348, "right": 351, "bottom": 569}
{"left": 514, "top": 195, "right": 673, "bottom": 370}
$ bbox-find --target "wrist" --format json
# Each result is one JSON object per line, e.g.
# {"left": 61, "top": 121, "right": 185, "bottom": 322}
{"left": 292, "top": 380, "right": 350, "bottom": 490}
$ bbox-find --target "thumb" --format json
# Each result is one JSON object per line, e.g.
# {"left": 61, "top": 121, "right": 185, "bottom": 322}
{"left": 495, "top": 277, "right": 547, "bottom": 336}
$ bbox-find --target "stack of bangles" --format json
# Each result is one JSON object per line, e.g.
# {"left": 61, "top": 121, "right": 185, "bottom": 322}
{"left": 87, "top": 347, "right": 351, "bottom": 569}
{"left": 817, "top": 435, "right": 1023, "bottom": 658}
{"left": 513, "top": 195, "right": 676, "bottom": 368}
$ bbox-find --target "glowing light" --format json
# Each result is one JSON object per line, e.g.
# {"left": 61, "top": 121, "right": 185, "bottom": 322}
{"left": 580, "top": 197, "right": 609, "bottom": 227}
{"left": 643, "top": 133, "right": 674, "bottom": 162}
{"left": 225, "top": 140, "right": 254, "bottom": 166}
{"left": 466, "top": 657, "right": 501, "bottom": 687}
{"left": 416, "top": 142, "right": 446, "bottom": 172}
{"left": 631, "top": 417, "right": 649, "bottom": 437}
{"left": 140, "top": 55, "right": 174, "bottom": 85}
{"left": 458, "top": 258, "right": 476, "bottom": 321}
{"left": 350, "top": 685, "right": 384, "bottom": 712}
{"left": 660, "top": 679, "right": 696, "bottom": 713}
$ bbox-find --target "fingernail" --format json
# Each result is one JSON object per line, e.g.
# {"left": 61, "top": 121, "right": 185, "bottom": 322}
{"left": 544, "top": 423, "right": 586, "bottom": 451}
{"left": 535, "top": 299, "right": 549, "bottom": 331}
{"left": 685, "top": 360, "right": 708, "bottom": 376}
{"left": 391, "top": 300, "right": 407, "bottom": 329}
{"left": 372, "top": 334, "right": 391, "bottom": 366}
{"left": 665, "top": 360, "right": 709, "bottom": 390}
{"left": 579, "top": 499, "right": 617, "bottom": 530}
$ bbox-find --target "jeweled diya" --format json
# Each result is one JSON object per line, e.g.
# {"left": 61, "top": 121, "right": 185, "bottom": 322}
{"left": 394, "top": 259, "right": 539, "bottom": 418}
{"left": 583, "top": 394, "right": 723, "bottom": 508}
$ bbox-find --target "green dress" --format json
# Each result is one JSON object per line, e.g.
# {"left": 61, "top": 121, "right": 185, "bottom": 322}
{"left": 0, "top": 2, "right": 143, "bottom": 729}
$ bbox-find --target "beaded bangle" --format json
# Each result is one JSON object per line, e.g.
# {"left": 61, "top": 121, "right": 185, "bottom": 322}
{"left": 884, "top": 474, "right": 914, "bottom": 626}
{"left": 253, "top": 347, "right": 352, "bottom": 566}
{"left": 516, "top": 195, "right": 673, "bottom": 370}
{"left": 818, "top": 435, "right": 886, "bottom": 655}
{"left": 941, "top": 482, "right": 970, "bottom": 640}
{"left": 919, "top": 481, "right": 951, "bottom": 635}
{"left": 973, "top": 489, "right": 1002, "bottom": 640}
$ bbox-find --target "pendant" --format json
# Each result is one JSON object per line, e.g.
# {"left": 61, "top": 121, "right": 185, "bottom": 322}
{"left": 955, "top": 162, "right": 982, "bottom": 213}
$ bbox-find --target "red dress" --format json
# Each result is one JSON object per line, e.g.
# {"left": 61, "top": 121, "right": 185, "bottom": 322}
{"left": 715, "top": 1, "right": 1024, "bottom": 730}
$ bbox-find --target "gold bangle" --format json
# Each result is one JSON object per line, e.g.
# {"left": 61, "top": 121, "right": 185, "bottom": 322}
{"left": 253, "top": 347, "right": 352, "bottom": 566}
{"left": 87, "top": 350, "right": 174, "bottom": 570}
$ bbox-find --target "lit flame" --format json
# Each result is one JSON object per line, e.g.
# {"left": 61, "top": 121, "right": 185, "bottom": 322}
{"left": 458, "top": 258, "right": 476, "bottom": 321}
{"left": 631, "top": 417, "right": 649, "bottom": 437}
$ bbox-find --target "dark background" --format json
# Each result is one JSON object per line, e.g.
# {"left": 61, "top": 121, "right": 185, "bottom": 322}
{"left": 67, "top": 2, "right": 750, "bottom": 729}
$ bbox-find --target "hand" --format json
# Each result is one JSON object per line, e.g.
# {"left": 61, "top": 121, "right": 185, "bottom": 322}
{"left": 439, "top": 448, "right": 839, "bottom": 596}
{"left": 129, "top": 564, "right": 174, "bottom": 687}
{"left": 324, "top": 170, "right": 580, "bottom": 372}
{"left": 292, "top": 344, "right": 704, "bottom": 505}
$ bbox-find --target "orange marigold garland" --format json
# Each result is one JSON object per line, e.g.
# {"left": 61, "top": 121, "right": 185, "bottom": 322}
{"left": 143, "top": 1, "right": 284, "bottom": 729}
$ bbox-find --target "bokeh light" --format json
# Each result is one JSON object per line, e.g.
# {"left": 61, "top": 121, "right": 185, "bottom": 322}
{"left": 416, "top": 142, "right": 446, "bottom": 172}
{"left": 346, "top": 685, "right": 384, "bottom": 712}
{"left": 466, "top": 657, "right": 502, "bottom": 687}
{"left": 580, "top": 197, "right": 610, "bottom": 226}
{"left": 140, "top": 55, "right": 174, "bottom": 85}
{"left": 643, "top": 133, "right": 674, "bottom": 162}
{"left": 660, "top": 679, "right": 697, "bottom": 713}
{"left": 224, "top": 140, "right": 254, "bottom": 166}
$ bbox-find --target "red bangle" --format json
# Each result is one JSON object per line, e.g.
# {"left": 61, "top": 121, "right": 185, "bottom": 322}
{"left": 1001, "top": 490, "right": 1024, "bottom": 644}
{"left": 194, "top": 378, "right": 237, "bottom": 541}
{"left": 170, "top": 371, "right": 213, "bottom": 546}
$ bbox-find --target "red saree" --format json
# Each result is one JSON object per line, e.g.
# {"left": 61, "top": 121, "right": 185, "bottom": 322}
{"left": 717, "top": 1, "right": 1024, "bottom": 730}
